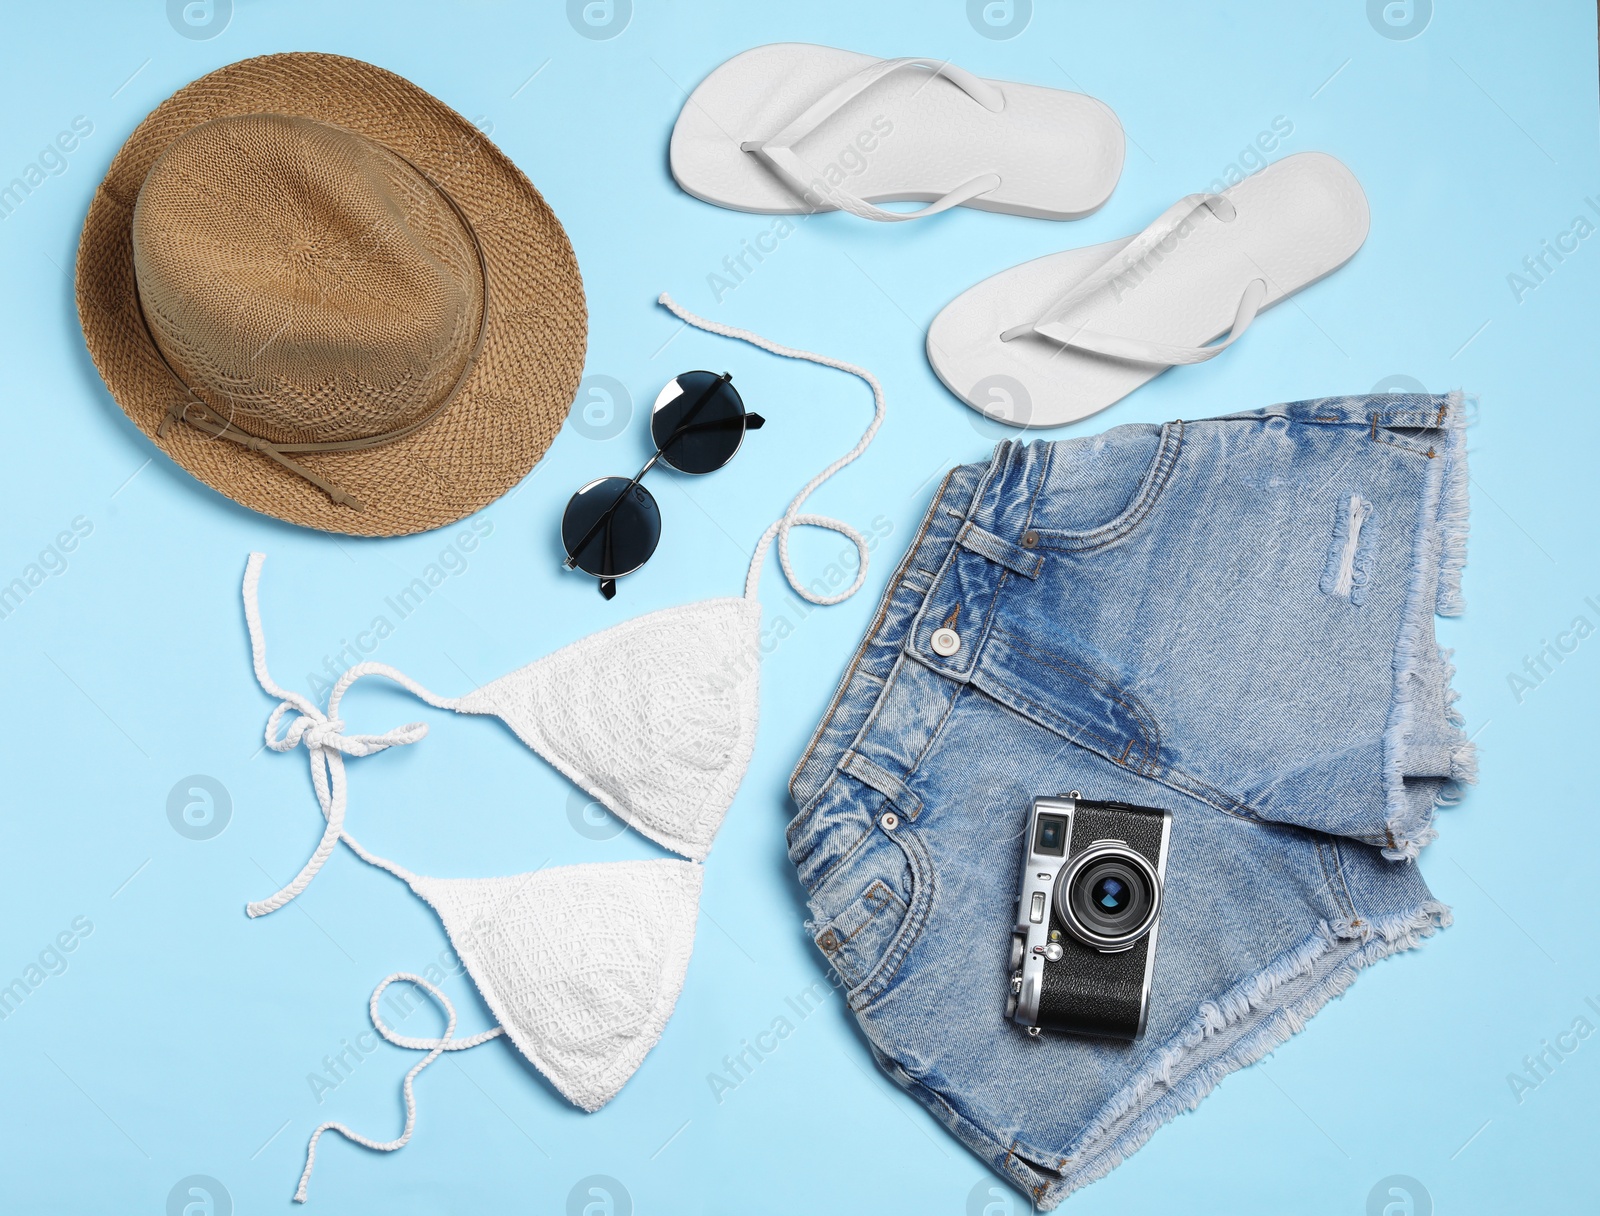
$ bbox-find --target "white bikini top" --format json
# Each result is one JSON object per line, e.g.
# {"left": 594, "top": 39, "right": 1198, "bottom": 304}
{"left": 244, "top": 296, "right": 886, "bottom": 1202}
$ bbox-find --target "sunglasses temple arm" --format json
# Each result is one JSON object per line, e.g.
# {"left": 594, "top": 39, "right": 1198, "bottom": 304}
{"left": 599, "top": 518, "right": 617, "bottom": 600}
{"left": 672, "top": 412, "right": 764, "bottom": 435}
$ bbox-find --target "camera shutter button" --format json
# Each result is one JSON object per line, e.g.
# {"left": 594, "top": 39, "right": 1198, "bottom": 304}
{"left": 930, "top": 627, "right": 961, "bottom": 657}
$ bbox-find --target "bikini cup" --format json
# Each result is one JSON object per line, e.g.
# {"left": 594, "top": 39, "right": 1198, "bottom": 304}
{"left": 242, "top": 557, "right": 707, "bottom": 1119}
{"left": 246, "top": 296, "right": 886, "bottom": 1201}
{"left": 456, "top": 594, "right": 764, "bottom": 860}
{"left": 288, "top": 855, "right": 700, "bottom": 1201}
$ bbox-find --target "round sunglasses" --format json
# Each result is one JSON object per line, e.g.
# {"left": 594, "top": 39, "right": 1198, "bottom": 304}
{"left": 561, "top": 370, "right": 764, "bottom": 598}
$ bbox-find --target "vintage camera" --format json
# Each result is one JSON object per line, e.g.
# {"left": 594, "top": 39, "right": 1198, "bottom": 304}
{"left": 1007, "top": 792, "right": 1172, "bottom": 1041}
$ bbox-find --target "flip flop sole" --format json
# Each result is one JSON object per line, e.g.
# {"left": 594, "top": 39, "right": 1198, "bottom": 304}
{"left": 929, "top": 152, "right": 1370, "bottom": 426}
{"left": 928, "top": 237, "right": 1137, "bottom": 427}
{"left": 670, "top": 43, "right": 1123, "bottom": 220}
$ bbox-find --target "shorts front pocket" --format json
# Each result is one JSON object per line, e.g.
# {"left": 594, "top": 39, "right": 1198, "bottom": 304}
{"left": 811, "top": 878, "right": 908, "bottom": 989}
{"left": 801, "top": 784, "right": 936, "bottom": 1008}
{"left": 1026, "top": 420, "right": 1182, "bottom": 552}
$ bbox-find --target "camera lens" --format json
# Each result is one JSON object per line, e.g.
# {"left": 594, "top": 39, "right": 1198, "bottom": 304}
{"left": 1076, "top": 860, "right": 1146, "bottom": 931}
{"left": 1055, "top": 844, "right": 1160, "bottom": 951}
{"left": 1092, "top": 874, "right": 1129, "bottom": 913}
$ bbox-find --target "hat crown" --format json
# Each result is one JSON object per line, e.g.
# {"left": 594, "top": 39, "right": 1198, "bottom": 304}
{"left": 131, "top": 113, "right": 484, "bottom": 446}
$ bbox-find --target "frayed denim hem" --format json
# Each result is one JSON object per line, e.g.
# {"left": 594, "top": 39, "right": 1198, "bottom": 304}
{"left": 878, "top": 902, "right": 1451, "bottom": 1211}
{"left": 1017, "top": 901, "right": 1452, "bottom": 1209}
{"left": 1380, "top": 391, "right": 1475, "bottom": 860}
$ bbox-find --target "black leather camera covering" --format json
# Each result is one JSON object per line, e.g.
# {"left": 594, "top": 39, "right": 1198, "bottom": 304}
{"left": 1037, "top": 799, "right": 1167, "bottom": 1039}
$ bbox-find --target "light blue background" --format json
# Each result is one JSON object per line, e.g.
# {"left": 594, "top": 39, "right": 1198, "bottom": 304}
{"left": 1, "top": 1, "right": 1595, "bottom": 1212}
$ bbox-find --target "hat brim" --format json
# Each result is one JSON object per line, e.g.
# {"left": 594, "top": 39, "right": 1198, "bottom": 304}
{"left": 76, "top": 52, "right": 586, "bottom": 537}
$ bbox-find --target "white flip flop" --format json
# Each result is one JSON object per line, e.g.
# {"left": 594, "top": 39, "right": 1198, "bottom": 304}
{"left": 927, "top": 152, "right": 1371, "bottom": 426}
{"left": 669, "top": 43, "right": 1124, "bottom": 222}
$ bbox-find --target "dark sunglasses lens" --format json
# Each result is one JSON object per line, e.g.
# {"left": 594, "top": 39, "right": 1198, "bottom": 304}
{"left": 651, "top": 371, "right": 748, "bottom": 474}
{"left": 561, "top": 477, "right": 661, "bottom": 579}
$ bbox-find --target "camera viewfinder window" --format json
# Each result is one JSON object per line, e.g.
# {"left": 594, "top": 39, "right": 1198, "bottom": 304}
{"left": 1034, "top": 814, "right": 1067, "bottom": 856}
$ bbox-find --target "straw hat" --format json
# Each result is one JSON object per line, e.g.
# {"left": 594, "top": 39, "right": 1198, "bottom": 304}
{"left": 76, "top": 53, "right": 586, "bottom": 536}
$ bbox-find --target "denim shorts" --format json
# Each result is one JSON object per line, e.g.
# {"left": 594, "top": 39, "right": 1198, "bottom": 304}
{"left": 787, "top": 393, "right": 1472, "bottom": 1208}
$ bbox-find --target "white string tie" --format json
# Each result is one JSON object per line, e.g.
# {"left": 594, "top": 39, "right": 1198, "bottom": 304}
{"left": 243, "top": 552, "right": 458, "bottom": 916}
{"left": 293, "top": 973, "right": 503, "bottom": 1203}
{"left": 656, "top": 293, "right": 886, "bottom": 605}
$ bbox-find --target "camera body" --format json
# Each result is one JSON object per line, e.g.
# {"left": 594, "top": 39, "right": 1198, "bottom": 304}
{"left": 1007, "top": 792, "right": 1172, "bottom": 1041}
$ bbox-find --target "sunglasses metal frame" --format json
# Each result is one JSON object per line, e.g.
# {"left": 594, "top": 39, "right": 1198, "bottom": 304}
{"left": 561, "top": 371, "right": 764, "bottom": 598}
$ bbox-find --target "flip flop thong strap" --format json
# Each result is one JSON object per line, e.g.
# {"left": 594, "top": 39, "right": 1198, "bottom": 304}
{"left": 741, "top": 56, "right": 1004, "bottom": 223}
{"left": 1000, "top": 191, "right": 1268, "bottom": 365}
{"left": 1028, "top": 278, "right": 1269, "bottom": 367}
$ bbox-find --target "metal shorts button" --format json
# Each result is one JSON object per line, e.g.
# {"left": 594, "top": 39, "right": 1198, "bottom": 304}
{"left": 1020, "top": 529, "right": 1040, "bottom": 548}
{"left": 930, "top": 627, "right": 961, "bottom": 657}
{"left": 817, "top": 930, "right": 840, "bottom": 953}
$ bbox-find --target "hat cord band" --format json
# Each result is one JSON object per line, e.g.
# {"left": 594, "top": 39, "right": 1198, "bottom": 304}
{"left": 159, "top": 399, "right": 373, "bottom": 509}
{"left": 141, "top": 150, "right": 492, "bottom": 513}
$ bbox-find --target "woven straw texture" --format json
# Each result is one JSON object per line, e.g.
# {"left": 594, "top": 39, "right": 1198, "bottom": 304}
{"left": 76, "top": 53, "right": 586, "bottom": 536}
